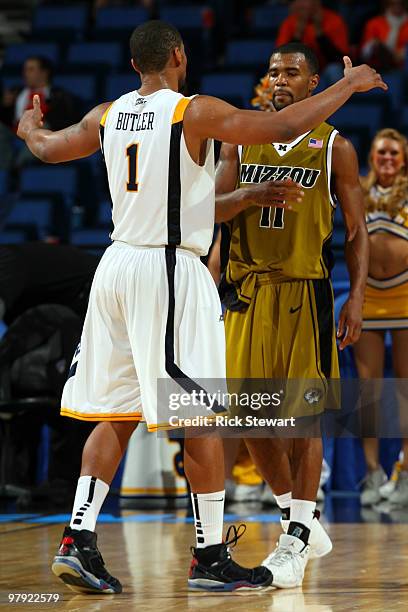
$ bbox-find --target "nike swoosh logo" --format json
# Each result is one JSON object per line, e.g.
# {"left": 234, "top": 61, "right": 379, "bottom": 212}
{"left": 207, "top": 498, "right": 224, "bottom": 502}
{"left": 289, "top": 305, "right": 302, "bottom": 314}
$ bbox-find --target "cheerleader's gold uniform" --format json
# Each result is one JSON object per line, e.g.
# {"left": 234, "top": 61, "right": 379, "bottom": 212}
{"left": 363, "top": 191, "right": 408, "bottom": 331}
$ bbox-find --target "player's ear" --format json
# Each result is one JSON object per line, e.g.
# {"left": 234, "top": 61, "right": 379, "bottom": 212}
{"left": 172, "top": 46, "right": 183, "bottom": 67}
{"left": 309, "top": 74, "right": 319, "bottom": 94}
{"left": 131, "top": 59, "right": 141, "bottom": 74}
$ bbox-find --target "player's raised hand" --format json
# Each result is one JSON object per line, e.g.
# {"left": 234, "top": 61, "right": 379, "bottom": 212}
{"left": 343, "top": 56, "right": 388, "bottom": 93}
{"left": 17, "top": 94, "right": 44, "bottom": 141}
{"left": 244, "top": 179, "right": 304, "bottom": 210}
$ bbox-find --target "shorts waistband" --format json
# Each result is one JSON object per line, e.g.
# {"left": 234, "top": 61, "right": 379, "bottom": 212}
{"left": 255, "top": 271, "right": 309, "bottom": 286}
{"left": 110, "top": 241, "right": 199, "bottom": 258}
{"left": 367, "top": 269, "right": 408, "bottom": 289}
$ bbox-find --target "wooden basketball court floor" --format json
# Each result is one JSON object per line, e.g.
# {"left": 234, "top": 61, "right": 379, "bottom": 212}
{"left": 1, "top": 506, "right": 408, "bottom": 611}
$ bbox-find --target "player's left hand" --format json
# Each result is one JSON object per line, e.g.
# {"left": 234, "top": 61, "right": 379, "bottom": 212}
{"left": 337, "top": 296, "right": 363, "bottom": 350}
{"left": 17, "top": 94, "right": 44, "bottom": 141}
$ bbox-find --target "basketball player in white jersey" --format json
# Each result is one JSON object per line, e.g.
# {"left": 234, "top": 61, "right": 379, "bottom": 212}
{"left": 17, "top": 20, "right": 385, "bottom": 594}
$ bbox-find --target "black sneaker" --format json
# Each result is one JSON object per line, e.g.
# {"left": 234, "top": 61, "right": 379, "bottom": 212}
{"left": 188, "top": 524, "right": 273, "bottom": 591}
{"left": 51, "top": 526, "right": 122, "bottom": 594}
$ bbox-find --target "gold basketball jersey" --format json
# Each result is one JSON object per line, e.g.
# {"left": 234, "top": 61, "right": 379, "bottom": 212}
{"left": 227, "top": 123, "right": 338, "bottom": 304}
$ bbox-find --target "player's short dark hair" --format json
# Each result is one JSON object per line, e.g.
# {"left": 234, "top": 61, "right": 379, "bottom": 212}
{"left": 130, "top": 20, "right": 183, "bottom": 73}
{"left": 271, "top": 43, "right": 320, "bottom": 74}
{"left": 26, "top": 55, "right": 54, "bottom": 79}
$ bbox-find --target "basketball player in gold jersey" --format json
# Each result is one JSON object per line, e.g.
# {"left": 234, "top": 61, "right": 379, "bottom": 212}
{"left": 215, "top": 42, "right": 369, "bottom": 588}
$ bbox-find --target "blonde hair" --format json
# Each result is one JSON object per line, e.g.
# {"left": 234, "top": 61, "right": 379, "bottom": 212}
{"left": 361, "top": 128, "right": 408, "bottom": 217}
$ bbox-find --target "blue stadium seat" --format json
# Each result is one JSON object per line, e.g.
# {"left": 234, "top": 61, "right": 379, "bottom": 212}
{"left": 225, "top": 40, "right": 274, "bottom": 68}
{"left": 0, "top": 320, "right": 7, "bottom": 340}
{"left": 67, "top": 43, "right": 122, "bottom": 69}
{"left": 33, "top": 5, "right": 88, "bottom": 35}
{"left": 329, "top": 104, "right": 382, "bottom": 138}
{"left": 332, "top": 259, "right": 349, "bottom": 282}
{"left": 71, "top": 229, "right": 111, "bottom": 247}
{"left": 3, "top": 43, "right": 59, "bottom": 67}
{"left": 0, "top": 170, "right": 7, "bottom": 195}
{"left": 0, "top": 231, "right": 27, "bottom": 244}
{"left": 201, "top": 73, "right": 256, "bottom": 108}
{"left": 332, "top": 279, "right": 350, "bottom": 296}
{"left": 97, "top": 200, "right": 112, "bottom": 226}
{"left": 252, "top": 4, "right": 289, "bottom": 33}
{"left": 6, "top": 199, "right": 54, "bottom": 237}
{"left": 53, "top": 74, "right": 97, "bottom": 103}
{"left": 160, "top": 6, "right": 204, "bottom": 29}
{"left": 20, "top": 167, "right": 78, "bottom": 201}
{"left": 105, "top": 74, "right": 141, "bottom": 101}
{"left": 1, "top": 75, "right": 23, "bottom": 90}
{"left": 95, "top": 7, "right": 148, "bottom": 30}
{"left": 400, "top": 106, "right": 408, "bottom": 129}
{"left": 332, "top": 226, "right": 345, "bottom": 249}
{"left": 383, "top": 72, "right": 403, "bottom": 111}
{"left": 333, "top": 204, "right": 344, "bottom": 228}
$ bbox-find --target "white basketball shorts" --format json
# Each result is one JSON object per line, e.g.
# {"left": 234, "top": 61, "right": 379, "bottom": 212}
{"left": 61, "top": 242, "right": 226, "bottom": 431}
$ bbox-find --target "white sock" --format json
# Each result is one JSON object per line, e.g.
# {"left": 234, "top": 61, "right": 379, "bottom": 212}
{"left": 275, "top": 491, "right": 292, "bottom": 510}
{"left": 70, "top": 475, "right": 109, "bottom": 532}
{"left": 290, "top": 499, "right": 316, "bottom": 531}
{"left": 191, "top": 490, "right": 225, "bottom": 548}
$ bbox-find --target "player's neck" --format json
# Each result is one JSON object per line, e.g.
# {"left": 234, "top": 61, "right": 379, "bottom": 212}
{"left": 138, "top": 72, "right": 179, "bottom": 96}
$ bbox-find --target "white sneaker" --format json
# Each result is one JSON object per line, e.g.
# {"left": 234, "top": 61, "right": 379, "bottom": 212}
{"left": 281, "top": 513, "right": 332, "bottom": 560}
{"left": 360, "top": 467, "right": 387, "bottom": 506}
{"left": 389, "top": 470, "right": 408, "bottom": 506}
{"left": 262, "top": 533, "right": 310, "bottom": 588}
{"left": 379, "top": 462, "right": 402, "bottom": 499}
{"left": 231, "top": 483, "right": 263, "bottom": 502}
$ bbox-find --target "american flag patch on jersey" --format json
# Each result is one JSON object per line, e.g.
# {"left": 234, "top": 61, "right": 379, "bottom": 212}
{"left": 308, "top": 138, "right": 323, "bottom": 149}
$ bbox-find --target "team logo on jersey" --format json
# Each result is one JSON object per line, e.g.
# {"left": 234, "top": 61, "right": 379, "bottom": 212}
{"left": 304, "top": 388, "right": 323, "bottom": 404}
{"left": 240, "top": 164, "right": 321, "bottom": 188}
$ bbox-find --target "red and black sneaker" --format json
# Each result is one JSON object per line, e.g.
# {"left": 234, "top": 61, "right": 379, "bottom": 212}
{"left": 52, "top": 526, "right": 122, "bottom": 594}
{"left": 188, "top": 524, "right": 273, "bottom": 591}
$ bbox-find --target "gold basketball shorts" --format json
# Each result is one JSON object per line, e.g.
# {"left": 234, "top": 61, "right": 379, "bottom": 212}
{"left": 225, "top": 276, "right": 340, "bottom": 419}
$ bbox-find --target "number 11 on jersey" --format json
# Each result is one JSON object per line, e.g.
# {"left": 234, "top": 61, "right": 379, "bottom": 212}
{"left": 260, "top": 206, "right": 285, "bottom": 229}
{"left": 126, "top": 143, "right": 139, "bottom": 192}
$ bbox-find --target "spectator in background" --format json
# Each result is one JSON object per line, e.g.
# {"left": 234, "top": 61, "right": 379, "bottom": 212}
{"left": 0, "top": 56, "right": 80, "bottom": 166}
{"left": 361, "top": 0, "right": 408, "bottom": 70}
{"left": 276, "top": 0, "right": 349, "bottom": 74}
{"left": 0, "top": 56, "right": 79, "bottom": 133}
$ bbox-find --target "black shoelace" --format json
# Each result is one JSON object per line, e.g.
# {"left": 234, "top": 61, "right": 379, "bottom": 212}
{"left": 224, "top": 523, "right": 247, "bottom": 549}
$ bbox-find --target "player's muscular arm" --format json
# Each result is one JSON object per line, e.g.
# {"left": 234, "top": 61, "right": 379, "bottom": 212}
{"left": 332, "top": 135, "right": 369, "bottom": 350}
{"left": 184, "top": 60, "right": 386, "bottom": 145}
{"left": 214, "top": 144, "right": 245, "bottom": 222}
{"left": 17, "top": 95, "right": 110, "bottom": 163}
{"left": 215, "top": 145, "right": 304, "bottom": 222}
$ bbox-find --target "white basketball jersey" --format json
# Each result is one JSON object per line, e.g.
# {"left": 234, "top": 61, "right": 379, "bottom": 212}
{"left": 100, "top": 88, "right": 215, "bottom": 256}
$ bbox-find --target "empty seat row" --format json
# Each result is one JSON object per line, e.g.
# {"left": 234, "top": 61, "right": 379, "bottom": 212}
{"left": 1, "top": 73, "right": 141, "bottom": 105}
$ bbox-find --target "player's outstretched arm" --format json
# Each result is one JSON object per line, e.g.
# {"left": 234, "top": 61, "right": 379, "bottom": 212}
{"left": 332, "top": 135, "right": 369, "bottom": 350}
{"left": 185, "top": 59, "right": 386, "bottom": 145}
{"left": 17, "top": 95, "right": 110, "bottom": 163}
{"left": 214, "top": 144, "right": 303, "bottom": 222}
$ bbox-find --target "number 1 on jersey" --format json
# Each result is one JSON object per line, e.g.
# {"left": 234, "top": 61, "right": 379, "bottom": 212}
{"left": 126, "top": 143, "right": 139, "bottom": 192}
